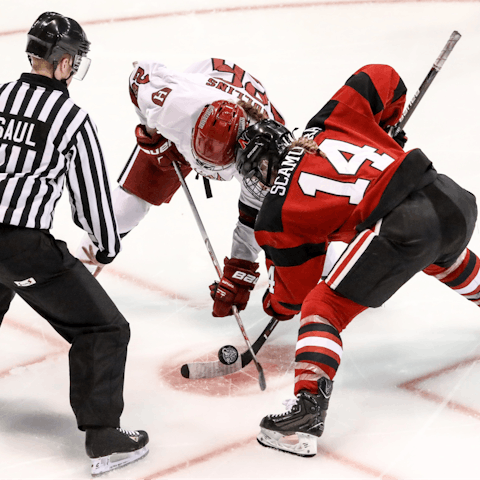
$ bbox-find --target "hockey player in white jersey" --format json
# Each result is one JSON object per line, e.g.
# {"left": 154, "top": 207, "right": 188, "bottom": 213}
{"left": 78, "top": 58, "right": 285, "bottom": 317}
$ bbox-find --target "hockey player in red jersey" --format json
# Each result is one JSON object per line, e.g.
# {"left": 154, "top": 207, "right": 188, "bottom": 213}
{"left": 78, "top": 58, "right": 286, "bottom": 317}
{"left": 235, "top": 64, "right": 478, "bottom": 456}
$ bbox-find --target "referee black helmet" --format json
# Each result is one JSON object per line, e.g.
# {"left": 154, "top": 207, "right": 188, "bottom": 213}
{"left": 26, "top": 12, "right": 91, "bottom": 80}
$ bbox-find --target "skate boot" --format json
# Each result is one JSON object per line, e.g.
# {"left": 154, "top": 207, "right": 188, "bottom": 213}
{"left": 257, "top": 376, "right": 333, "bottom": 457}
{"left": 86, "top": 427, "right": 149, "bottom": 476}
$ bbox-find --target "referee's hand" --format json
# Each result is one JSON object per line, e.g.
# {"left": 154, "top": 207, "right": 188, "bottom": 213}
{"left": 81, "top": 245, "right": 105, "bottom": 277}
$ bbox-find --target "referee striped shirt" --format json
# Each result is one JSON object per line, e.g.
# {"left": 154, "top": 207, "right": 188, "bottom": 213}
{"left": 0, "top": 73, "right": 120, "bottom": 263}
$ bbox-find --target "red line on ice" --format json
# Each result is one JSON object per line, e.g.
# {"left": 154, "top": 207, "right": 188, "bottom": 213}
{"left": 0, "top": 315, "right": 68, "bottom": 379}
{"left": 0, "top": 0, "right": 474, "bottom": 37}
{"left": 398, "top": 355, "right": 480, "bottom": 419}
{"left": 141, "top": 436, "right": 401, "bottom": 480}
{"left": 0, "top": 2, "right": 477, "bottom": 479}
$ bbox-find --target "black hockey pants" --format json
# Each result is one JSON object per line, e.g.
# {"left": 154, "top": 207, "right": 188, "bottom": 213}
{"left": 329, "top": 174, "right": 478, "bottom": 307}
{"left": 0, "top": 224, "right": 130, "bottom": 431}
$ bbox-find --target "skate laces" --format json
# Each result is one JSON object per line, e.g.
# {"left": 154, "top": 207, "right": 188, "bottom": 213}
{"left": 283, "top": 398, "right": 298, "bottom": 411}
{"left": 269, "top": 397, "right": 299, "bottom": 418}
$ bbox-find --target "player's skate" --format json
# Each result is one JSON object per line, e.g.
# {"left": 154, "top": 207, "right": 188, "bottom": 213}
{"left": 86, "top": 427, "right": 149, "bottom": 476}
{"left": 257, "top": 376, "right": 333, "bottom": 457}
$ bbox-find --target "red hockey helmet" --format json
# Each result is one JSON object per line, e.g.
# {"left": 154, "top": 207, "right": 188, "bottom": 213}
{"left": 192, "top": 100, "right": 247, "bottom": 170}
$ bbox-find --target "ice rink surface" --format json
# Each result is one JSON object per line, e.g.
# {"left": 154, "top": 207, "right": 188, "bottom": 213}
{"left": 1, "top": 1, "right": 480, "bottom": 478}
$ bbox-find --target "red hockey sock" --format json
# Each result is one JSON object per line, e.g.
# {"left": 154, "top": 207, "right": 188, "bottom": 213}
{"left": 423, "top": 248, "right": 480, "bottom": 306}
{"left": 294, "top": 315, "right": 343, "bottom": 395}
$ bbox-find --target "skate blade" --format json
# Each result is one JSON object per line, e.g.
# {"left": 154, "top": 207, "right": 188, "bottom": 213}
{"left": 91, "top": 445, "right": 149, "bottom": 476}
{"left": 257, "top": 428, "right": 317, "bottom": 457}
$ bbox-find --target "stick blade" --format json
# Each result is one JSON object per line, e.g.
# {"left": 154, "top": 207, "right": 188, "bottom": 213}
{"left": 180, "top": 358, "right": 242, "bottom": 379}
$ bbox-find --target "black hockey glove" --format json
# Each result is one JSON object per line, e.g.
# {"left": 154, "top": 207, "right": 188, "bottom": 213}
{"left": 392, "top": 129, "right": 408, "bottom": 148}
{"left": 387, "top": 125, "right": 408, "bottom": 148}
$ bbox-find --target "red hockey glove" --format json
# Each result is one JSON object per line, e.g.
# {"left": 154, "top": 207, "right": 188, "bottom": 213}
{"left": 209, "top": 257, "right": 260, "bottom": 317}
{"left": 262, "top": 290, "right": 295, "bottom": 321}
{"left": 135, "top": 124, "right": 185, "bottom": 167}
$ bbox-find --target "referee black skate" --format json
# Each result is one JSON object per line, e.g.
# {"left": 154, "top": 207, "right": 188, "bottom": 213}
{"left": 0, "top": 12, "right": 148, "bottom": 476}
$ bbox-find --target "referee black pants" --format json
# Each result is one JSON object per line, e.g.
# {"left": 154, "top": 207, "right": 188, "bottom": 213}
{"left": 0, "top": 224, "right": 130, "bottom": 431}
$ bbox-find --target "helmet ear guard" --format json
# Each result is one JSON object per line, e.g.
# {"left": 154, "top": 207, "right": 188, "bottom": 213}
{"left": 26, "top": 12, "right": 91, "bottom": 80}
{"left": 192, "top": 100, "right": 248, "bottom": 171}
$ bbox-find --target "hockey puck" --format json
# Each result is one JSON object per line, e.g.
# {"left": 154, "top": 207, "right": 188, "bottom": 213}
{"left": 180, "top": 364, "right": 190, "bottom": 378}
{"left": 218, "top": 345, "right": 239, "bottom": 365}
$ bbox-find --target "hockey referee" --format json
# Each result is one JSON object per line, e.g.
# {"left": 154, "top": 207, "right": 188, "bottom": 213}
{"left": 0, "top": 12, "right": 149, "bottom": 476}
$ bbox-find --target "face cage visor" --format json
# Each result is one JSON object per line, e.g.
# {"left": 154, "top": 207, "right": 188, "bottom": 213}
{"left": 242, "top": 169, "right": 271, "bottom": 201}
{"left": 72, "top": 53, "right": 91, "bottom": 81}
{"left": 239, "top": 128, "right": 294, "bottom": 201}
{"left": 241, "top": 147, "right": 287, "bottom": 202}
{"left": 195, "top": 157, "right": 233, "bottom": 171}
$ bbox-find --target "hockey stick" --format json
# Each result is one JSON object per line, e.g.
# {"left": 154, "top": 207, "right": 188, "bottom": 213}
{"left": 172, "top": 161, "right": 267, "bottom": 390}
{"left": 390, "top": 30, "right": 461, "bottom": 138}
{"left": 179, "top": 31, "right": 462, "bottom": 383}
{"left": 181, "top": 316, "right": 279, "bottom": 379}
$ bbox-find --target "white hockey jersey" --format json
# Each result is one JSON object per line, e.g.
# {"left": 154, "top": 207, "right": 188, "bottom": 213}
{"left": 129, "top": 58, "right": 283, "bottom": 181}
{"left": 128, "top": 58, "right": 285, "bottom": 260}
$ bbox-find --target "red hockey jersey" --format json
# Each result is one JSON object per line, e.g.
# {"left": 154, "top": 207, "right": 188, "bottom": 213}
{"left": 254, "top": 64, "right": 437, "bottom": 317}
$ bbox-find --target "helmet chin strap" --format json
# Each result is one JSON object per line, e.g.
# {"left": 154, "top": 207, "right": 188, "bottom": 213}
{"left": 265, "top": 158, "right": 273, "bottom": 186}
{"left": 62, "top": 70, "right": 75, "bottom": 85}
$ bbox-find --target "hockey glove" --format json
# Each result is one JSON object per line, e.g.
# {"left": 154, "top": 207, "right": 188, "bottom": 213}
{"left": 209, "top": 257, "right": 260, "bottom": 317}
{"left": 262, "top": 290, "right": 295, "bottom": 321}
{"left": 135, "top": 124, "right": 185, "bottom": 167}
{"left": 387, "top": 125, "right": 408, "bottom": 148}
{"left": 392, "top": 129, "right": 408, "bottom": 148}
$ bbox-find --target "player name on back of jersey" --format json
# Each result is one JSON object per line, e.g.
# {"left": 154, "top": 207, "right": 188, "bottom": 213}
{"left": 0, "top": 115, "right": 38, "bottom": 147}
{"left": 205, "top": 77, "right": 269, "bottom": 118}
{"left": 270, "top": 147, "right": 305, "bottom": 196}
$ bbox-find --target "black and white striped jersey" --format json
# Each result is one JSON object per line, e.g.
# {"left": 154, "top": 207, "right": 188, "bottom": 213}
{"left": 0, "top": 73, "right": 120, "bottom": 263}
